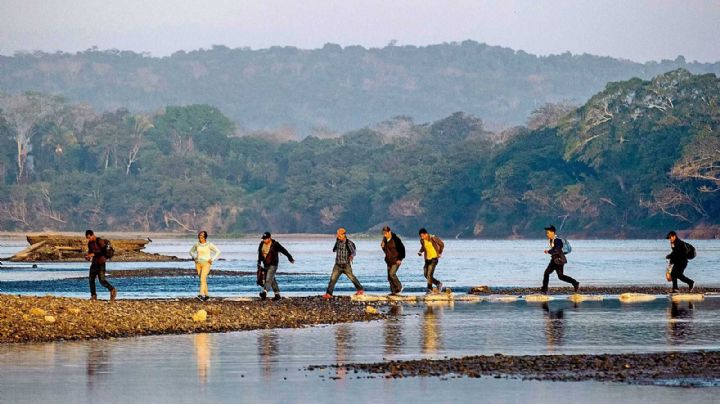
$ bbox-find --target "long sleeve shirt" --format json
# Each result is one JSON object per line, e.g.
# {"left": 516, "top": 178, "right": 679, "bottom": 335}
{"left": 190, "top": 242, "right": 220, "bottom": 263}
{"left": 333, "top": 238, "right": 356, "bottom": 265}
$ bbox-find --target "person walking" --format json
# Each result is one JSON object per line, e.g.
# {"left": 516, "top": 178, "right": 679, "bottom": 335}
{"left": 540, "top": 225, "right": 579, "bottom": 294}
{"left": 323, "top": 228, "right": 364, "bottom": 299}
{"left": 417, "top": 228, "right": 444, "bottom": 294}
{"left": 665, "top": 230, "right": 695, "bottom": 293}
{"left": 85, "top": 230, "right": 117, "bottom": 301}
{"left": 381, "top": 225, "right": 406, "bottom": 295}
{"left": 189, "top": 230, "right": 220, "bottom": 301}
{"left": 257, "top": 232, "right": 294, "bottom": 301}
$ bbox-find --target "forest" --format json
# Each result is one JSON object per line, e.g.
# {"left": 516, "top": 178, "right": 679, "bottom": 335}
{"left": 0, "top": 69, "right": 718, "bottom": 238}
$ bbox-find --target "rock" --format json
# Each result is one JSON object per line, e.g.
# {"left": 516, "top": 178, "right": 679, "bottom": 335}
{"left": 365, "top": 306, "right": 379, "bottom": 314}
{"left": 619, "top": 293, "right": 656, "bottom": 303}
{"left": 524, "top": 294, "right": 553, "bottom": 302}
{"left": 469, "top": 285, "right": 490, "bottom": 294}
{"left": 68, "top": 307, "right": 81, "bottom": 315}
{"left": 455, "top": 295, "right": 484, "bottom": 302}
{"left": 351, "top": 294, "right": 388, "bottom": 302}
{"left": 670, "top": 293, "right": 704, "bottom": 302}
{"left": 387, "top": 295, "right": 417, "bottom": 302}
{"left": 29, "top": 307, "right": 47, "bottom": 317}
{"left": 422, "top": 293, "right": 454, "bottom": 302}
{"left": 192, "top": 309, "right": 208, "bottom": 322}
{"left": 488, "top": 295, "right": 519, "bottom": 303}
{"left": 568, "top": 294, "right": 604, "bottom": 303}
{"left": 44, "top": 315, "right": 56, "bottom": 323}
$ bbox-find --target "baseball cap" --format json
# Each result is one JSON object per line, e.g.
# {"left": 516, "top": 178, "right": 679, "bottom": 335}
{"left": 261, "top": 232, "right": 271, "bottom": 240}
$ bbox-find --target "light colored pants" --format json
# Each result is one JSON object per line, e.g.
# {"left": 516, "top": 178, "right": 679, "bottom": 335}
{"left": 196, "top": 261, "right": 212, "bottom": 296}
{"left": 263, "top": 265, "right": 280, "bottom": 294}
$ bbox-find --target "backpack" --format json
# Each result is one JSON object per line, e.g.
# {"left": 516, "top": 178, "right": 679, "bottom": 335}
{"left": 561, "top": 238, "right": 572, "bottom": 255}
{"left": 101, "top": 239, "right": 115, "bottom": 260}
{"left": 685, "top": 242, "right": 696, "bottom": 260}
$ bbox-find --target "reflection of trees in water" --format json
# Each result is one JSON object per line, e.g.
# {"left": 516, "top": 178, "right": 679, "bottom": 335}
{"left": 667, "top": 301, "right": 695, "bottom": 345}
{"left": 541, "top": 302, "right": 565, "bottom": 350}
{"left": 258, "top": 330, "right": 279, "bottom": 379}
{"left": 422, "top": 304, "right": 444, "bottom": 354}
{"left": 194, "top": 333, "right": 211, "bottom": 385}
{"left": 384, "top": 304, "right": 405, "bottom": 356}
{"left": 86, "top": 342, "right": 110, "bottom": 391}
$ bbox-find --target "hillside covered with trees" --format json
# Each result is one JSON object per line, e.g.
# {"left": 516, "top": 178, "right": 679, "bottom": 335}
{"left": 0, "top": 69, "right": 718, "bottom": 238}
{"left": 1, "top": 41, "right": 719, "bottom": 134}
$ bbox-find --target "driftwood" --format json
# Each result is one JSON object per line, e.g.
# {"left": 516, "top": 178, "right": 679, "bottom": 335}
{"left": 7, "top": 233, "right": 180, "bottom": 262}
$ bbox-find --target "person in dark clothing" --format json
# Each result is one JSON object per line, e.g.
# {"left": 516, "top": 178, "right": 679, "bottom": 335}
{"left": 257, "top": 232, "right": 294, "bottom": 301}
{"left": 665, "top": 230, "right": 695, "bottom": 293}
{"left": 85, "top": 230, "right": 116, "bottom": 301}
{"left": 540, "top": 225, "right": 579, "bottom": 294}
{"left": 323, "top": 228, "right": 364, "bottom": 299}
{"left": 381, "top": 225, "right": 406, "bottom": 295}
{"left": 418, "top": 228, "right": 445, "bottom": 294}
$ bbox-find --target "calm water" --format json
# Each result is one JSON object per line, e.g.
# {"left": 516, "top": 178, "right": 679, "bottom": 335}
{"left": 2, "top": 237, "right": 719, "bottom": 402}
{"left": 1, "top": 238, "right": 719, "bottom": 297}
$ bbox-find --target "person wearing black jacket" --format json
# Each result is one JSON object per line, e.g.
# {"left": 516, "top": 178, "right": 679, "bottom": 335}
{"left": 381, "top": 225, "right": 406, "bottom": 295}
{"left": 540, "top": 225, "right": 579, "bottom": 294}
{"left": 666, "top": 230, "right": 695, "bottom": 293}
{"left": 85, "top": 230, "right": 117, "bottom": 301}
{"left": 257, "top": 232, "right": 294, "bottom": 301}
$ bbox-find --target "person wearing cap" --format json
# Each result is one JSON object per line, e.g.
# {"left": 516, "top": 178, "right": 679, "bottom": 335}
{"left": 322, "top": 228, "right": 364, "bottom": 299}
{"left": 541, "top": 225, "right": 579, "bottom": 294}
{"left": 381, "top": 225, "right": 406, "bottom": 295}
{"left": 189, "top": 230, "right": 220, "bottom": 301}
{"left": 418, "top": 228, "right": 445, "bottom": 294}
{"left": 665, "top": 230, "right": 695, "bottom": 293}
{"left": 257, "top": 232, "right": 295, "bottom": 301}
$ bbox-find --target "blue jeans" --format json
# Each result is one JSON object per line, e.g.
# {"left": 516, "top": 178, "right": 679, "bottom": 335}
{"left": 263, "top": 265, "right": 280, "bottom": 294}
{"left": 326, "top": 263, "right": 363, "bottom": 295}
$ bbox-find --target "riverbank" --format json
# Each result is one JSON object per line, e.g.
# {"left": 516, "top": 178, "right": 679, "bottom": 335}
{"left": 0, "top": 294, "right": 382, "bottom": 344}
{"left": 309, "top": 351, "right": 720, "bottom": 386}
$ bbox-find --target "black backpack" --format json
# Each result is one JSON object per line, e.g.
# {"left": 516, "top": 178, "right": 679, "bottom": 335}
{"left": 101, "top": 239, "right": 115, "bottom": 260}
{"left": 685, "top": 242, "right": 696, "bottom": 260}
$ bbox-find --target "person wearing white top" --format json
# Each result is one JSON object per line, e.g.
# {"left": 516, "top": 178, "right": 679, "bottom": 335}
{"left": 189, "top": 231, "right": 220, "bottom": 301}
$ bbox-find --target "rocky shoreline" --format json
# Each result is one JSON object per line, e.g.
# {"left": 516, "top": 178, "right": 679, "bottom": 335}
{"left": 309, "top": 351, "right": 720, "bottom": 386}
{"left": 1, "top": 294, "right": 383, "bottom": 344}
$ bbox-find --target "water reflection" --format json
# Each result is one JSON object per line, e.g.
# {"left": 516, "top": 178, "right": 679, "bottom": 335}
{"left": 422, "top": 303, "right": 449, "bottom": 354}
{"left": 334, "top": 324, "right": 354, "bottom": 380}
{"left": 384, "top": 304, "right": 405, "bottom": 357}
{"left": 257, "top": 330, "right": 279, "bottom": 379}
{"left": 86, "top": 342, "right": 110, "bottom": 391}
{"left": 667, "top": 301, "right": 695, "bottom": 345}
{"left": 541, "top": 302, "right": 565, "bottom": 350}
{"left": 194, "top": 333, "right": 211, "bottom": 385}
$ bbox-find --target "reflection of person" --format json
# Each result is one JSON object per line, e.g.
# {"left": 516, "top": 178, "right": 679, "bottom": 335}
{"left": 421, "top": 305, "right": 442, "bottom": 354}
{"left": 257, "top": 232, "right": 294, "bottom": 301}
{"left": 86, "top": 342, "right": 110, "bottom": 391}
{"left": 194, "top": 333, "right": 211, "bottom": 385}
{"left": 258, "top": 330, "right": 279, "bottom": 379}
{"left": 541, "top": 302, "right": 565, "bottom": 349}
{"left": 381, "top": 226, "right": 406, "bottom": 295}
{"left": 334, "top": 324, "right": 353, "bottom": 380}
{"left": 540, "top": 225, "right": 579, "bottom": 294}
{"left": 667, "top": 301, "right": 695, "bottom": 345}
{"left": 418, "top": 228, "right": 444, "bottom": 294}
{"left": 189, "top": 231, "right": 220, "bottom": 301}
{"left": 85, "top": 230, "right": 116, "bottom": 301}
{"left": 384, "top": 304, "right": 404, "bottom": 357}
{"left": 323, "top": 228, "right": 364, "bottom": 299}
{"left": 665, "top": 231, "right": 695, "bottom": 293}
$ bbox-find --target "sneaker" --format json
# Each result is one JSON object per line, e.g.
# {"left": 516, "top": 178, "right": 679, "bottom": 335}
{"left": 437, "top": 282, "right": 443, "bottom": 292}
{"left": 272, "top": 294, "right": 281, "bottom": 301}
{"left": 110, "top": 288, "right": 117, "bottom": 302}
{"left": 671, "top": 289, "right": 680, "bottom": 294}
{"left": 322, "top": 293, "right": 332, "bottom": 300}
{"left": 90, "top": 295, "right": 98, "bottom": 301}
{"left": 354, "top": 290, "right": 365, "bottom": 296}
{"left": 196, "top": 295, "right": 205, "bottom": 301}
{"left": 688, "top": 280, "right": 695, "bottom": 292}
{"left": 202, "top": 295, "right": 210, "bottom": 301}
{"left": 425, "top": 289, "right": 433, "bottom": 295}
{"left": 398, "top": 286, "right": 404, "bottom": 295}
{"left": 573, "top": 282, "right": 580, "bottom": 293}
{"left": 259, "top": 290, "right": 267, "bottom": 300}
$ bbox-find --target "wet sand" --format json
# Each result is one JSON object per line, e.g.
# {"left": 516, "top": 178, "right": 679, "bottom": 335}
{"left": 1, "top": 294, "right": 382, "bottom": 344}
{"left": 309, "top": 351, "right": 720, "bottom": 386}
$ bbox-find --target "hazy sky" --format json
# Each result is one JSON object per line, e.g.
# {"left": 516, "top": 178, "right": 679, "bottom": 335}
{"left": 1, "top": 0, "right": 719, "bottom": 62}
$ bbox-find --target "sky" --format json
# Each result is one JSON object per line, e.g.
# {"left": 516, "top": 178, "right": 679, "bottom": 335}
{"left": 1, "top": 0, "right": 719, "bottom": 63}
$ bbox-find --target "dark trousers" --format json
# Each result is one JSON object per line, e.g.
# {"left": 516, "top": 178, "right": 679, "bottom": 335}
{"left": 423, "top": 258, "right": 441, "bottom": 289}
{"left": 671, "top": 261, "right": 693, "bottom": 289}
{"left": 89, "top": 262, "right": 114, "bottom": 296}
{"left": 387, "top": 263, "right": 402, "bottom": 294}
{"left": 541, "top": 261, "right": 577, "bottom": 292}
{"left": 326, "top": 263, "right": 363, "bottom": 295}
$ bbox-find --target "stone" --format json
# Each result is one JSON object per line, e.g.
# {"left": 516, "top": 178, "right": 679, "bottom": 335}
{"left": 568, "top": 294, "right": 604, "bottom": 302}
{"left": 422, "top": 293, "right": 454, "bottom": 302}
{"left": 619, "top": 293, "right": 656, "bottom": 303}
{"left": 670, "top": 293, "right": 704, "bottom": 302}
{"left": 29, "top": 307, "right": 46, "bottom": 317}
{"left": 192, "top": 309, "right": 208, "bottom": 322}
{"left": 387, "top": 295, "right": 417, "bottom": 302}
{"left": 44, "top": 315, "right": 56, "bottom": 323}
{"left": 68, "top": 307, "right": 81, "bottom": 314}
{"left": 488, "top": 295, "right": 519, "bottom": 303}
{"left": 365, "top": 306, "right": 379, "bottom": 314}
{"left": 351, "top": 294, "right": 388, "bottom": 302}
{"left": 455, "top": 295, "right": 484, "bottom": 302}
{"left": 524, "top": 294, "right": 553, "bottom": 302}
{"left": 468, "top": 285, "right": 490, "bottom": 294}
